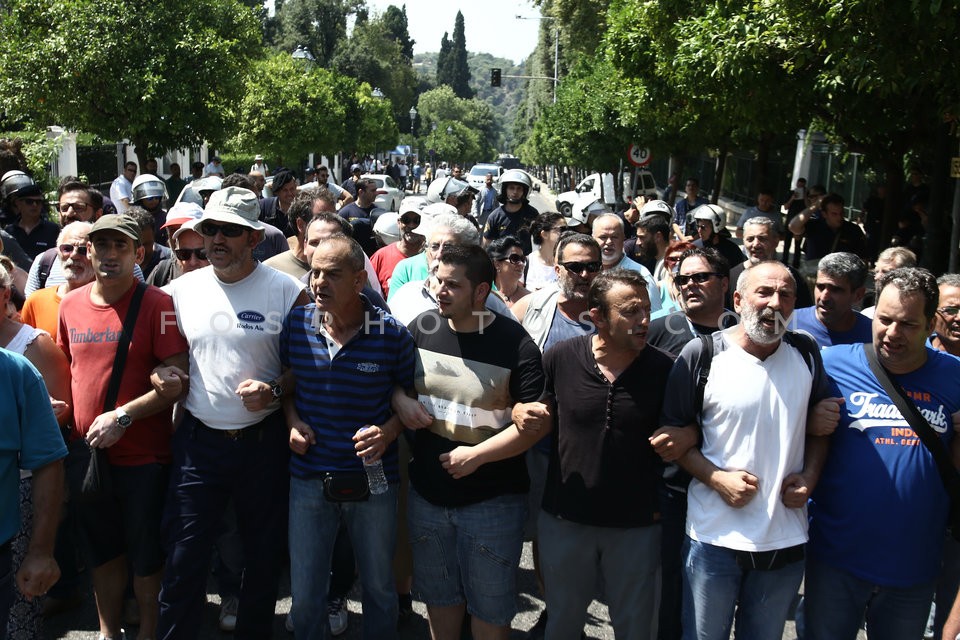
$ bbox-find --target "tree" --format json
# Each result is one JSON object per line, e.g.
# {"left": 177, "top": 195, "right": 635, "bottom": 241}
{"left": 0, "top": 0, "right": 261, "bottom": 167}
{"left": 271, "top": 0, "right": 362, "bottom": 66}
{"left": 329, "top": 13, "right": 418, "bottom": 130}
{"left": 380, "top": 5, "right": 415, "bottom": 61}
{"left": 436, "top": 12, "right": 472, "bottom": 99}
{"left": 415, "top": 86, "right": 493, "bottom": 163}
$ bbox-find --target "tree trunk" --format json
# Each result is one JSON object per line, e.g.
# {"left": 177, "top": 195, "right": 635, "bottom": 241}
{"left": 923, "top": 120, "right": 952, "bottom": 271}
{"left": 711, "top": 145, "right": 728, "bottom": 204}
{"left": 752, "top": 133, "right": 773, "bottom": 198}
{"left": 880, "top": 155, "right": 904, "bottom": 252}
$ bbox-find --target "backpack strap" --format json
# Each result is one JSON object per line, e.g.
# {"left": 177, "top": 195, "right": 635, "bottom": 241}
{"left": 37, "top": 248, "right": 57, "bottom": 289}
{"left": 694, "top": 334, "right": 714, "bottom": 418}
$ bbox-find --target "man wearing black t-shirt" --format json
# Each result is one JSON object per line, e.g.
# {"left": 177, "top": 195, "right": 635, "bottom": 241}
{"left": 394, "top": 244, "right": 547, "bottom": 639}
{"left": 539, "top": 268, "right": 674, "bottom": 639}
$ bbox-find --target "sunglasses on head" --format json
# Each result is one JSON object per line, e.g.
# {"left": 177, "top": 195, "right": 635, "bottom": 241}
{"left": 58, "top": 243, "right": 88, "bottom": 256}
{"left": 497, "top": 254, "right": 526, "bottom": 265}
{"left": 675, "top": 272, "right": 721, "bottom": 286}
{"left": 174, "top": 248, "right": 208, "bottom": 261}
{"left": 199, "top": 221, "right": 246, "bottom": 238}
{"left": 560, "top": 261, "right": 602, "bottom": 275}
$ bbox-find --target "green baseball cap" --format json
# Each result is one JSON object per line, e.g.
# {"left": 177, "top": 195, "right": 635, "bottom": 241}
{"left": 88, "top": 214, "right": 141, "bottom": 242}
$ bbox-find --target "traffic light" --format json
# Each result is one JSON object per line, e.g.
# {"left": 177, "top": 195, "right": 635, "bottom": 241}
{"left": 491, "top": 68, "right": 502, "bottom": 87}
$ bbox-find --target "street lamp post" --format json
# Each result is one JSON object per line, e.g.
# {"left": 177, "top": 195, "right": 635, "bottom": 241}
{"left": 292, "top": 44, "right": 315, "bottom": 66}
{"left": 409, "top": 106, "right": 417, "bottom": 135}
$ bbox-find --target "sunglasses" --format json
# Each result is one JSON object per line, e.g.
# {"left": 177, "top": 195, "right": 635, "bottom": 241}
{"left": 497, "top": 254, "right": 527, "bottom": 265}
{"left": 199, "top": 221, "right": 246, "bottom": 238}
{"left": 59, "top": 202, "right": 89, "bottom": 213}
{"left": 560, "top": 261, "right": 602, "bottom": 275}
{"left": 174, "top": 248, "right": 208, "bottom": 261}
{"left": 938, "top": 306, "right": 960, "bottom": 317}
{"left": 675, "top": 272, "right": 722, "bottom": 286}
{"left": 21, "top": 198, "right": 45, "bottom": 207}
{"left": 58, "top": 243, "right": 88, "bottom": 256}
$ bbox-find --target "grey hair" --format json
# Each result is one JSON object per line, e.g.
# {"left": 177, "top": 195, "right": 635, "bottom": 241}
{"left": 736, "top": 260, "right": 795, "bottom": 296}
{"left": 876, "top": 267, "right": 938, "bottom": 320}
{"left": 592, "top": 213, "right": 625, "bottom": 234}
{"left": 743, "top": 217, "right": 777, "bottom": 232}
{"left": 937, "top": 273, "right": 960, "bottom": 289}
{"left": 314, "top": 234, "right": 365, "bottom": 272}
{"left": 57, "top": 220, "right": 93, "bottom": 245}
{"left": 817, "top": 252, "right": 868, "bottom": 290}
{"left": 431, "top": 212, "right": 480, "bottom": 246}
{"left": 876, "top": 246, "right": 917, "bottom": 269}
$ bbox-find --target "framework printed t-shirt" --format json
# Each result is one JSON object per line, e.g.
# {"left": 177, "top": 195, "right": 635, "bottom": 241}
{"left": 407, "top": 309, "right": 545, "bottom": 507}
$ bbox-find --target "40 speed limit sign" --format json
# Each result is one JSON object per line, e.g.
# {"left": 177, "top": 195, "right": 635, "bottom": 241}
{"left": 628, "top": 144, "right": 652, "bottom": 167}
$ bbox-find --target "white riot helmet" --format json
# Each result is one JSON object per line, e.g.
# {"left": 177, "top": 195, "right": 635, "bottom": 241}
{"left": 426, "top": 176, "right": 476, "bottom": 204}
{"left": 640, "top": 199, "right": 675, "bottom": 221}
{"left": 373, "top": 212, "right": 400, "bottom": 246}
{"left": 692, "top": 203, "right": 725, "bottom": 230}
{"left": 497, "top": 169, "right": 532, "bottom": 204}
{"left": 574, "top": 195, "right": 606, "bottom": 222}
{"left": 131, "top": 174, "right": 168, "bottom": 205}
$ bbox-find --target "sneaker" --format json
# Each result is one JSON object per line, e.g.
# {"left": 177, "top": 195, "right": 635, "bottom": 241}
{"left": 328, "top": 597, "right": 348, "bottom": 636}
{"left": 97, "top": 630, "right": 126, "bottom": 640}
{"left": 285, "top": 611, "right": 294, "bottom": 633}
{"left": 525, "top": 610, "right": 547, "bottom": 639}
{"left": 219, "top": 596, "right": 239, "bottom": 632}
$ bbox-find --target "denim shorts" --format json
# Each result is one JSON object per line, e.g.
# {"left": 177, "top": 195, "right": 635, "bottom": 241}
{"left": 408, "top": 487, "right": 526, "bottom": 626}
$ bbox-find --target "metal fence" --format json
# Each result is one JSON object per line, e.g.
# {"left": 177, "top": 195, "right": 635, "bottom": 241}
{"left": 76, "top": 144, "right": 118, "bottom": 192}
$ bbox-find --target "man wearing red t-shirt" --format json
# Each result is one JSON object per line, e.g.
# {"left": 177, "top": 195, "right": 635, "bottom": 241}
{"left": 57, "top": 215, "right": 188, "bottom": 640}
{"left": 370, "top": 203, "right": 427, "bottom": 297}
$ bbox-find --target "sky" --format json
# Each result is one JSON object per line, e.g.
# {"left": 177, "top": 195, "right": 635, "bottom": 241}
{"left": 362, "top": 0, "right": 544, "bottom": 65}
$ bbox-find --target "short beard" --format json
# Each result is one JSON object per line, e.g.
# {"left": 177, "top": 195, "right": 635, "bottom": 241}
{"left": 741, "top": 304, "right": 786, "bottom": 345}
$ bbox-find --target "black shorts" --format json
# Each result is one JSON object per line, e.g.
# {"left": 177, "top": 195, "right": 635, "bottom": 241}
{"left": 72, "top": 449, "right": 169, "bottom": 576}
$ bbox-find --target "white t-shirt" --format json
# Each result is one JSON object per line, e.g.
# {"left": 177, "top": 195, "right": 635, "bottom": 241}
{"left": 110, "top": 175, "right": 133, "bottom": 213}
{"left": 524, "top": 250, "right": 557, "bottom": 291}
{"left": 687, "top": 330, "right": 813, "bottom": 551}
{"left": 168, "top": 263, "right": 304, "bottom": 429}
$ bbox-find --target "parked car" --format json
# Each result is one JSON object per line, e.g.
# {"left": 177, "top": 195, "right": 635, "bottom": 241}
{"left": 555, "top": 170, "right": 657, "bottom": 217}
{"left": 362, "top": 174, "right": 403, "bottom": 211}
{"left": 466, "top": 163, "right": 503, "bottom": 190}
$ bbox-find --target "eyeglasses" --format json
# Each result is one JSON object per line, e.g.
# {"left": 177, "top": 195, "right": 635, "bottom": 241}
{"left": 938, "top": 306, "right": 960, "bottom": 318}
{"left": 59, "top": 202, "right": 89, "bottom": 214}
{"left": 199, "top": 221, "right": 246, "bottom": 238}
{"left": 560, "top": 261, "right": 602, "bottom": 275}
{"left": 58, "top": 243, "right": 88, "bottom": 256}
{"left": 497, "top": 254, "right": 527, "bottom": 265}
{"left": 675, "top": 272, "right": 722, "bottom": 286}
{"left": 174, "top": 248, "right": 208, "bottom": 261}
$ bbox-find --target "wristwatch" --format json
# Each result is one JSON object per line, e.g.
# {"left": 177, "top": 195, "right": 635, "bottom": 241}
{"left": 115, "top": 407, "right": 133, "bottom": 429}
{"left": 269, "top": 380, "right": 283, "bottom": 401}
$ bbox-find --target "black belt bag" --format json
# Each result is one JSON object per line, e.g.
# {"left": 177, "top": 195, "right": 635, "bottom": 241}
{"left": 322, "top": 472, "right": 369, "bottom": 503}
{"left": 735, "top": 544, "right": 804, "bottom": 572}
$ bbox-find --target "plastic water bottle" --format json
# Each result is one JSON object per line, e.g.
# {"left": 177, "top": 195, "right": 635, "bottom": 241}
{"left": 358, "top": 427, "right": 388, "bottom": 495}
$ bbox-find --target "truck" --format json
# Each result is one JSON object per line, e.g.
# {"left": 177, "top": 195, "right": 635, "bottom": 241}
{"left": 555, "top": 170, "right": 658, "bottom": 216}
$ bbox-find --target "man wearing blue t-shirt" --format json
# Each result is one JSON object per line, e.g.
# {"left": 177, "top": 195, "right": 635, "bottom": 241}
{"left": 806, "top": 267, "right": 960, "bottom": 640}
{"left": 791, "top": 252, "right": 872, "bottom": 348}
{"left": 281, "top": 235, "right": 415, "bottom": 639}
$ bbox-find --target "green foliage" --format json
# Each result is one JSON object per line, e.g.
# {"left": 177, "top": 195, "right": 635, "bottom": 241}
{"left": 329, "top": 13, "right": 417, "bottom": 130}
{"left": 380, "top": 5, "right": 415, "bottom": 60}
{"left": 0, "top": 0, "right": 262, "bottom": 163}
{"left": 271, "top": 0, "right": 361, "bottom": 66}
{"left": 0, "top": 128, "right": 64, "bottom": 193}
{"left": 436, "top": 12, "right": 473, "bottom": 99}
{"left": 414, "top": 86, "right": 493, "bottom": 164}
{"left": 229, "top": 53, "right": 397, "bottom": 162}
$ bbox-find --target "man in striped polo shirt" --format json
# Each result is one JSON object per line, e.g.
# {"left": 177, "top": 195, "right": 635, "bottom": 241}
{"left": 280, "top": 234, "right": 416, "bottom": 639}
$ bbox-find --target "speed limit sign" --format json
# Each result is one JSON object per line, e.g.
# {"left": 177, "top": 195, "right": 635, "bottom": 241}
{"left": 628, "top": 144, "right": 652, "bottom": 167}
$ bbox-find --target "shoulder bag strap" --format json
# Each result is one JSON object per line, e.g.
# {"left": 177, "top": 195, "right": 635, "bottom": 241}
{"left": 102, "top": 282, "right": 148, "bottom": 413}
{"left": 864, "top": 343, "right": 960, "bottom": 501}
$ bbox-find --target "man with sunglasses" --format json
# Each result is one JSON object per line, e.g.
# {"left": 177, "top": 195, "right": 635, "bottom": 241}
{"left": 109, "top": 161, "right": 137, "bottom": 214}
{"left": 145, "top": 218, "right": 208, "bottom": 288}
{"left": 1, "top": 171, "right": 59, "bottom": 260}
{"left": 21, "top": 221, "right": 95, "bottom": 340}
{"left": 156, "top": 187, "right": 309, "bottom": 640}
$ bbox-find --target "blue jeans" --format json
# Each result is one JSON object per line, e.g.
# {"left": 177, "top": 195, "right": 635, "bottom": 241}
{"left": 682, "top": 536, "right": 803, "bottom": 640}
{"left": 408, "top": 487, "right": 526, "bottom": 627}
{"left": 288, "top": 476, "right": 398, "bottom": 640}
{"left": 804, "top": 557, "right": 934, "bottom": 640}
{"left": 158, "top": 412, "right": 290, "bottom": 640}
